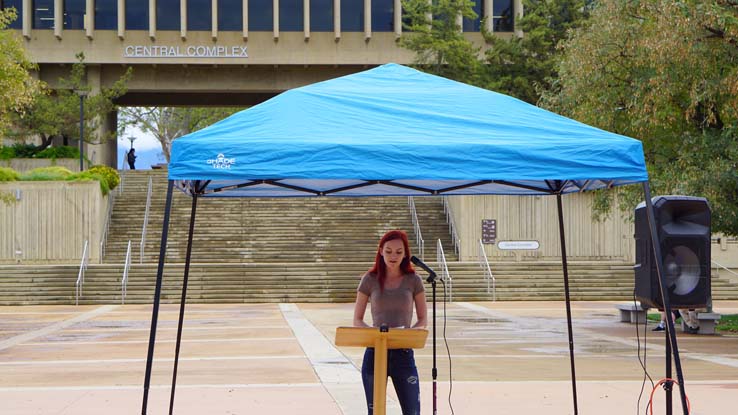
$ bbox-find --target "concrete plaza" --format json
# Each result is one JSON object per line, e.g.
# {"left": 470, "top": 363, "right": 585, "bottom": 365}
{"left": 1, "top": 300, "right": 737, "bottom": 414}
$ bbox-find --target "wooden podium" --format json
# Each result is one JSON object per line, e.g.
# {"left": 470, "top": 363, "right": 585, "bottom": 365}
{"left": 335, "top": 327, "right": 428, "bottom": 415}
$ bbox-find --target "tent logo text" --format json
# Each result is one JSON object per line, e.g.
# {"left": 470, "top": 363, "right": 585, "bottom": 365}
{"left": 207, "top": 153, "right": 235, "bottom": 169}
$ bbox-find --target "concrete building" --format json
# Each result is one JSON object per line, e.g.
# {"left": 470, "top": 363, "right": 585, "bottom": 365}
{"left": 2, "top": 0, "right": 522, "bottom": 166}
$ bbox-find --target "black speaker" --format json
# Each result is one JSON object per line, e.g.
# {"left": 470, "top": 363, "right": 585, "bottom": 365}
{"left": 634, "top": 196, "right": 711, "bottom": 309}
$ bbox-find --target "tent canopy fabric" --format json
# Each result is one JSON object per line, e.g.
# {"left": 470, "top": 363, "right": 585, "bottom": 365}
{"left": 168, "top": 64, "right": 648, "bottom": 197}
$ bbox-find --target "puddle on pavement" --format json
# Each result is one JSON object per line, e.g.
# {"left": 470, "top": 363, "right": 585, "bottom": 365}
{"left": 452, "top": 317, "right": 507, "bottom": 324}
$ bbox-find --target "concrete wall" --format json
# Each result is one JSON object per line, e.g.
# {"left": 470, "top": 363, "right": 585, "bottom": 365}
{"left": 0, "top": 182, "right": 107, "bottom": 264}
{"left": 2, "top": 158, "right": 80, "bottom": 173}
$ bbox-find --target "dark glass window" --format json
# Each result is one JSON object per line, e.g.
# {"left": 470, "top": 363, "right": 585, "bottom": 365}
{"left": 125, "top": 0, "right": 148, "bottom": 30}
{"left": 1, "top": 0, "right": 23, "bottom": 29}
{"left": 493, "top": 0, "right": 513, "bottom": 32}
{"left": 33, "top": 0, "right": 54, "bottom": 29}
{"left": 340, "top": 0, "right": 362, "bottom": 31}
{"left": 218, "top": 0, "right": 241, "bottom": 31}
{"left": 157, "top": 0, "right": 181, "bottom": 30}
{"left": 310, "top": 0, "right": 332, "bottom": 31}
{"left": 63, "top": 0, "right": 85, "bottom": 29}
{"left": 95, "top": 0, "right": 117, "bottom": 30}
{"left": 371, "top": 0, "right": 392, "bottom": 32}
{"left": 188, "top": 0, "right": 211, "bottom": 30}
{"left": 249, "top": 0, "right": 272, "bottom": 31}
{"left": 462, "top": 0, "right": 482, "bottom": 32}
{"left": 279, "top": 0, "right": 302, "bottom": 31}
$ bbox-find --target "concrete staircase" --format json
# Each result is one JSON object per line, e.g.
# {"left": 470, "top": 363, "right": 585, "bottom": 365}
{"left": 2, "top": 261, "right": 737, "bottom": 305}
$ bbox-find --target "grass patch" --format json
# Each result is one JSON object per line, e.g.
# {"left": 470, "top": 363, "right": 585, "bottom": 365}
{"left": 717, "top": 314, "right": 738, "bottom": 333}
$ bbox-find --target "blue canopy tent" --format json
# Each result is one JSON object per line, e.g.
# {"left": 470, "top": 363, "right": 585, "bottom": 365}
{"left": 141, "top": 64, "right": 688, "bottom": 414}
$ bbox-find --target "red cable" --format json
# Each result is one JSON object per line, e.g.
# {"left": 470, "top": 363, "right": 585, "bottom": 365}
{"left": 649, "top": 378, "right": 691, "bottom": 415}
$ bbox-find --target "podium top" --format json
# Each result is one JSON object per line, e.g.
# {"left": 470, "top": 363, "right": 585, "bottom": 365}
{"left": 335, "top": 326, "right": 428, "bottom": 349}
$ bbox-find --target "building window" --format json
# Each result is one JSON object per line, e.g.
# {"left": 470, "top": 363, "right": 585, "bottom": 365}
{"left": 63, "top": 0, "right": 85, "bottom": 29}
{"left": 157, "top": 0, "right": 181, "bottom": 30}
{"left": 188, "top": 0, "right": 211, "bottom": 31}
{"left": 33, "top": 0, "right": 54, "bottom": 29}
{"left": 371, "top": 0, "right": 392, "bottom": 32}
{"left": 280, "top": 0, "right": 302, "bottom": 31}
{"left": 340, "top": 0, "right": 362, "bottom": 32}
{"left": 462, "top": 0, "right": 482, "bottom": 32}
{"left": 95, "top": 0, "right": 117, "bottom": 30}
{"left": 493, "top": 0, "right": 513, "bottom": 32}
{"left": 218, "top": 0, "right": 241, "bottom": 31}
{"left": 1, "top": 0, "right": 23, "bottom": 29}
{"left": 249, "top": 0, "right": 272, "bottom": 31}
{"left": 310, "top": 0, "right": 332, "bottom": 32}
{"left": 125, "top": 0, "right": 148, "bottom": 30}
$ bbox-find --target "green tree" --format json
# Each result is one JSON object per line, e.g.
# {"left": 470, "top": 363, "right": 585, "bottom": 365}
{"left": 9, "top": 53, "right": 132, "bottom": 150}
{"left": 482, "top": 0, "right": 589, "bottom": 103}
{"left": 400, "top": 0, "right": 484, "bottom": 84}
{"left": 543, "top": 0, "right": 738, "bottom": 235}
{"left": 119, "top": 107, "right": 242, "bottom": 161}
{"left": 0, "top": 9, "right": 40, "bottom": 137}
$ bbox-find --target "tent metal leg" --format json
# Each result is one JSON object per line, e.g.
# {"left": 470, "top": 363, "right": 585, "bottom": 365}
{"left": 169, "top": 194, "right": 198, "bottom": 415}
{"left": 642, "top": 183, "right": 689, "bottom": 415}
{"left": 556, "top": 194, "right": 579, "bottom": 415}
{"left": 141, "top": 180, "right": 174, "bottom": 415}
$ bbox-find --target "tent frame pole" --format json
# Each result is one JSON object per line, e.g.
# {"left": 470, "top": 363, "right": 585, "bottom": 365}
{"left": 642, "top": 183, "right": 689, "bottom": 415}
{"left": 556, "top": 193, "right": 579, "bottom": 415}
{"left": 169, "top": 192, "right": 199, "bottom": 415}
{"left": 142, "top": 179, "right": 175, "bottom": 415}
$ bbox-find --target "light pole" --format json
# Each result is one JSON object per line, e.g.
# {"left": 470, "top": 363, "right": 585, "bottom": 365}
{"left": 75, "top": 90, "right": 89, "bottom": 171}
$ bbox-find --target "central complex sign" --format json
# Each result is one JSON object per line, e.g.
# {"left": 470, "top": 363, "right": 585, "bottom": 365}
{"left": 124, "top": 45, "right": 249, "bottom": 58}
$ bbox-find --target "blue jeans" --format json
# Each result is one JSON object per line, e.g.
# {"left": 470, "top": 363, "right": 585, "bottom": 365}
{"left": 361, "top": 348, "right": 420, "bottom": 415}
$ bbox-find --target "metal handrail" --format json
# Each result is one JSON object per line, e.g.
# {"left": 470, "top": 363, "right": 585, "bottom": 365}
{"left": 712, "top": 260, "right": 738, "bottom": 279}
{"left": 76, "top": 240, "right": 89, "bottom": 305}
{"left": 442, "top": 196, "right": 461, "bottom": 257}
{"left": 99, "top": 190, "right": 116, "bottom": 263}
{"left": 436, "top": 239, "right": 453, "bottom": 301}
{"left": 478, "top": 239, "right": 496, "bottom": 301}
{"left": 122, "top": 240, "right": 132, "bottom": 304}
{"left": 407, "top": 196, "right": 425, "bottom": 260}
{"left": 140, "top": 176, "right": 153, "bottom": 264}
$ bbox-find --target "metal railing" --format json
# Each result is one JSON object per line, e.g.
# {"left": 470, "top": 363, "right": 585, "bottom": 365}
{"left": 478, "top": 239, "right": 496, "bottom": 301}
{"left": 408, "top": 197, "right": 425, "bottom": 260}
{"left": 712, "top": 260, "right": 738, "bottom": 279}
{"left": 122, "top": 240, "right": 132, "bottom": 304}
{"left": 76, "top": 240, "right": 89, "bottom": 305}
{"left": 99, "top": 191, "right": 116, "bottom": 263}
{"left": 140, "top": 176, "right": 153, "bottom": 264}
{"left": 442, "top": 197, "right": 461, "bottom": 257}
{"left": 436, "top": 239, "right": 453, "bottom": 301}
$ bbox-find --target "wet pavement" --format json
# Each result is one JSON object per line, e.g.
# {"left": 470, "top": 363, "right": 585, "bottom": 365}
{"left": 1, "top": 301, "right": 736, "bottom": 414}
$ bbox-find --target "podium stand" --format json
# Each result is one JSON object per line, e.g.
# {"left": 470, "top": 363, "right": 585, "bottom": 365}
{"left": 335, "top": 327, "right": 428, "bottom": 415}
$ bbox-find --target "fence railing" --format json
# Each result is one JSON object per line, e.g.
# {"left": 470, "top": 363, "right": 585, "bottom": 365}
{"left": 408, "top": 197, "right": 425, "bottom": 260}
{"left": 140, "top": 176, "right": 153, "bottom": 264}
{"left": 99, "top": 191, "right": 116, "bottom": 263}
{"left": 712, "top": 260, "right": 738, "bottom": 279}
{"left": 478, "top": 239, "right": 496, "bottom": 301}
{"left": 76, "top": 240, "right": 89, "bottom": 305}
{"left": 442, "top": 197, "right": 461, "bottom": 257}
{"left": 122, "top": 240, "right": 132, "bottom": 304}
{"left": 437, "top": 239, "right": 453, "bottom": 301}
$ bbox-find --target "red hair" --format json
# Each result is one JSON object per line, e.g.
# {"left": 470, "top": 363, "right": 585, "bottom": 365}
{"left": 368, "top": 230, "right": 415, "bottom": 291}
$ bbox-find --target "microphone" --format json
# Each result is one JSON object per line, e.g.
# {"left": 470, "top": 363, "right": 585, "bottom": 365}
{"left": 411, "top": 255, "right": 437, "bottom": 283}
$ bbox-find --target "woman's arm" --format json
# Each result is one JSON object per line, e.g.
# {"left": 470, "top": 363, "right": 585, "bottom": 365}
{"left": 412, "top": 291, "right": 428, "bottom": 329}
{"left": 353, "top": 292, "right": 371, "bottom": 327}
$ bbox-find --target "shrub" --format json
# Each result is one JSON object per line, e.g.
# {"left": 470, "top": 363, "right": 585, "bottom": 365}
{"left": 20, "top": 166, "right": 74, "bottom": 181}
{"left": 88, "top": 165, "right": 120, "bottom": 190}
{"left": 0, "top": 147, "right": 15, "bottom": 160}
{"left": 11, "top": 144, "right": 38, "bottom": 158}
{"left": 35, "top": 146, "right": 80, "bottom": 159}
{"left": 67, "top": 171, "right": 110, "bottom": 195}
{"left": 0, "top": 167, "right": 20, "bottom": 182}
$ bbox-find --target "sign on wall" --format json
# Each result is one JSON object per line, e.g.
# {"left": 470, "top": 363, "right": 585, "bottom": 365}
{"left": 482, "top": 219, "right": 496, "bottom": 244}
{"left": 124, "top": 45, "right": 248, "bottom": 58}
{"left": 497, "top": 240, "right": 540, "bottom": 250}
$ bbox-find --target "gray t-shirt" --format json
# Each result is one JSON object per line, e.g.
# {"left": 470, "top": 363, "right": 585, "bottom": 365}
{"left": 357, "top": 272, "right": 425, "bottom": 329}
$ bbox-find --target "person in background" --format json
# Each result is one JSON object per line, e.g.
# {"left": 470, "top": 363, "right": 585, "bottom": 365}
{"left": 127, "top": 148, "right": 137, "bottom": 170}
{"left": 353, "top": 230, "right": 428, "bottom": 415}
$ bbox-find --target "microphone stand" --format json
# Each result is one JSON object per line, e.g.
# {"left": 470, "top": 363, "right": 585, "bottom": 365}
{"left": 427, "top": 271, "right": 438, "bottom": 415}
